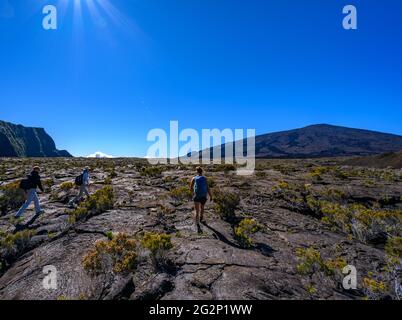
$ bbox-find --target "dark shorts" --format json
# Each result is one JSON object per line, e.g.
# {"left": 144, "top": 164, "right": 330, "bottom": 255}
{"left": 193, "top": 196, "right": 207, "bottom": 205}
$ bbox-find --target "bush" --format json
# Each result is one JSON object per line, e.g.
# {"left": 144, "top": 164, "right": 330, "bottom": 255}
{"left": 69, "top": 186, "right": 114, "bottom": 223}
{"left": 103, "top": 177, "right": 112, "bottom": 185}
{"left": 214, "top": 190, "right": 240, "bottom": 222}
{"left": 141, "top": 232, "right": 173, "bottom": 268}
{"left": 60, "top": 181, "right": 74, "bottom": 191}
{"left": 82, "top": 233, "right": 137, "bottom": 276}
{"left": 0, "top": 182, "right": 26, "bottom": 215}
{"left": 295, "top": 247, "right": 324, "bottom": 275}
{"left": 206, "top": 177, "right": 216, "bottom": 188}
{"left": 170, "top": 186, "right": 192, "bottom": 202}
{"left": 108, "top": 168, "right": 118, "bottom": 179}
{"left": 363, "top": 277, "right": 388, "bottom": 300}
{"left": 308, "top": 167, "right": 331, "bottom": 181}
{"left": 306, "top": 199, "right": 401, "bottom": 242}
{"left": 385, "top": 237, "right": 402, "bottom": 260}
{"left": 0, "top": 230, "right": 36, "bottom": 267}
{"left": 295, "top": 247, "right": 347, "bottom": 277}
{"left": 141, "top": 166, "right": 164, "bottom": 177}
{"left": 43, "top": 179, "right": 54, "bottom": 191}
{"left": 234, "top": 218, "right": 261, "bottom": 248}
{"left": 384, "top": 237, "right": 402, "bottom": 298}
{"left": 272, "top": 180, "right": 290, "bottom": 192}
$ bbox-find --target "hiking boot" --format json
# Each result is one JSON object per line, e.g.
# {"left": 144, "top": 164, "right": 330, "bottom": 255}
{"left": 14, "top": 223, "right": 25, "bottom": 232}
{"left": 35, "top": 210, "right": 45, "bottom": 216}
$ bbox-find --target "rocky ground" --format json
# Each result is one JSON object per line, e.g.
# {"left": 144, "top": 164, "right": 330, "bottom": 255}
{"left": 0, "top": 157, "right": 401, "bottom": 300}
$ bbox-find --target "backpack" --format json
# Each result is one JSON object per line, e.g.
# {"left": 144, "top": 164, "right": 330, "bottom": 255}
{"left": 194, "top": 176, "right": 208, "bottom": 198}
{"left": 75, "top": 174, "right": 84, "bottom": 186}
{"left": 19, "top": 178, "right": 31, "bottom": 191}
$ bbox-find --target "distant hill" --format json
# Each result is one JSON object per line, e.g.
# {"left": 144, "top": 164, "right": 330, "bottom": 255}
{"left": 198, "top": 124, "right": 402, "bottom": 159}
{"left": 0, "top": 120, "right": 72, "bottom": 157}
{"left": 345, "top": 150, "right": 402, "bottom": 169}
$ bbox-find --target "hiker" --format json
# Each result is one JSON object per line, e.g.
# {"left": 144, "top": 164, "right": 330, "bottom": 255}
{"left": 190, "top": 167, "right": 213, "bottom": 227}
{"left": 15, "top": 166, "right": 44, "bottom": 218}
{"left": 69, "top": 167, "right": 90, "bottom": 208}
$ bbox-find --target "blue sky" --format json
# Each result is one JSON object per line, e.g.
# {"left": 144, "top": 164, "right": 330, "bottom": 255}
{"left": 1, "top": 0, "right": 401, "bottom": 157}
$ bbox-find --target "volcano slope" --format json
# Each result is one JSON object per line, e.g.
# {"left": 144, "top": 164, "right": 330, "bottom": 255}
{"left": 0, "top": 158, "right": 401, "bottom": 300}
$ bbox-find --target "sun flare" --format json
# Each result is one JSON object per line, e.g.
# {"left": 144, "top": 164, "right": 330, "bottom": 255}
{"left": 56, "top": 0, "right": 134, "bottom": 31}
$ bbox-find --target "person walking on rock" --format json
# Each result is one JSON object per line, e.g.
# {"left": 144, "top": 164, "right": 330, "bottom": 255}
{"left": 15, "top": 166, "right": 45, "bottom": 218}
{"left": 69, "top": 167, "right": 91, "bottom": 208}
{"left": 190, "top": 167, "right": 213, "bottom": 229}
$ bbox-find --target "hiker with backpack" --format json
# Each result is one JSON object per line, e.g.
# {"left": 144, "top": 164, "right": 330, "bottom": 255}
{"left": 15, "top": 166, "right": 45, "bottom": 218}
{"left": 69, "top": 167, "right": 90, "bottom": 208}
{"left": 190, "top": 167, "right": 213, "bottom": 228}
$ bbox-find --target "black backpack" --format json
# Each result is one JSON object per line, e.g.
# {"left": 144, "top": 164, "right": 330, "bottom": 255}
{"left": 75, "top": 174, "right": 84, "bottom": 186}
{"left": 19, "top": 176, "right": 33, "bottom": 191}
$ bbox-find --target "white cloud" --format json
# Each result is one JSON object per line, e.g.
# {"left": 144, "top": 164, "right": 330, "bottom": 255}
{"left": 87, "top": 151, "right": 114, "bottom": 158}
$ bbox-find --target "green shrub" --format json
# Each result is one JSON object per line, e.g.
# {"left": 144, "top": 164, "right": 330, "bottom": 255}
{"left": 206, "top": 177, "right": 216, "bottom": 188}
{"left": 103, "top": 177, "right": 112, "bottom": 185}
{"left": 106, "top": 231, "right": 114, "bottom": 241}
{"left": 141, "top": 232, "right": 173, "bottom": 267}
{"left": 170, "top": 186, "right": 192, "bottom": 202}
{"left": 0, "top": 182, "right": 26, "bottom": 214}
{"left": 141, "top": 232, "right": 173, "bottom": 256}
{"left": 234, "top": 218, "right": 261, "bottom": 248}
{"left": 295, "top": 247, "right": 324, "bottom": 275}
{"left": 69, "top": 186, "right": 114, "bottom": 223}
{"left": 0, "top": 230, "right": 36, "bottom": 263}
{"left": 363, "top": 277, "right": 387, "bottom": 300}
{"left": 321, "top": 188, "right": 347, "bottom": 202}
{"left": 108, "top": 168, "right": 117, "bottom": 179}
{"left": 308, "top": 167, "right": 331, "bottom": 180}
{"left": 214, "top": 190, "right": 240, "bottom": 221}
{"left": 82, "top": 233, "right": 137, "bottom": 276}
{"left": 295, "top": 247, "right": 347, "bottom": 277}
{"left": 43, "top": 179, "right": 54, "bottom": 191}
{"left": 305, "top": 198, "right": 401, "bottom": 242}
{"left": 60, "top": 181, "right": 74, "bottom": 191}
{"left": 141, "top": 166, "right": 164, "bottom": 177}
{"left": 385, "top": 237, "right": 402, "bottom": 260}
{"left": 272, "top": 180, "right": 290, "bottom": 192}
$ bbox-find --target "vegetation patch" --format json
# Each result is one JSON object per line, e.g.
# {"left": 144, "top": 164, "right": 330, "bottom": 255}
{"left": 295, "top": 247, "right": 347, "bottom": 277}
{"left": 0, "top": 182, "right": 26, "bottom": 215}
{"left": 82, "top": 233, "right": 137, "bottom": 276}
{"left": 214, "top": 190, "right": 240, "bottom": 222}
{"left": 363, "top": 277, "right": 388, "bottom": 300}
{"left": 170, "top": 186, "right": 192, "bottom": 202}
{"left": 140, "top": 166, "right": 164, "bottom": 177}
{"left": 234, "top": 218, "right": 262, "bottom": 248}
{"left": 140, "top": 232, "right": 174, "bottom": 271}
{"left": 0, "top": 230, "right": 36, "bottom": 271}
{"left": 60, "top": 181, "right": 75, "bottom": 191}
{"left": 69, "top": 186, "right": 114, "bottom": 223}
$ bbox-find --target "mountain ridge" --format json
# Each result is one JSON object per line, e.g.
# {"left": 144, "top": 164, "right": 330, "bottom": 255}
{"left": 0, "top": 120, "right": 72, "bottom": 158}
{"left": 199, "top": 124, "right": 402, "bottom": 159}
